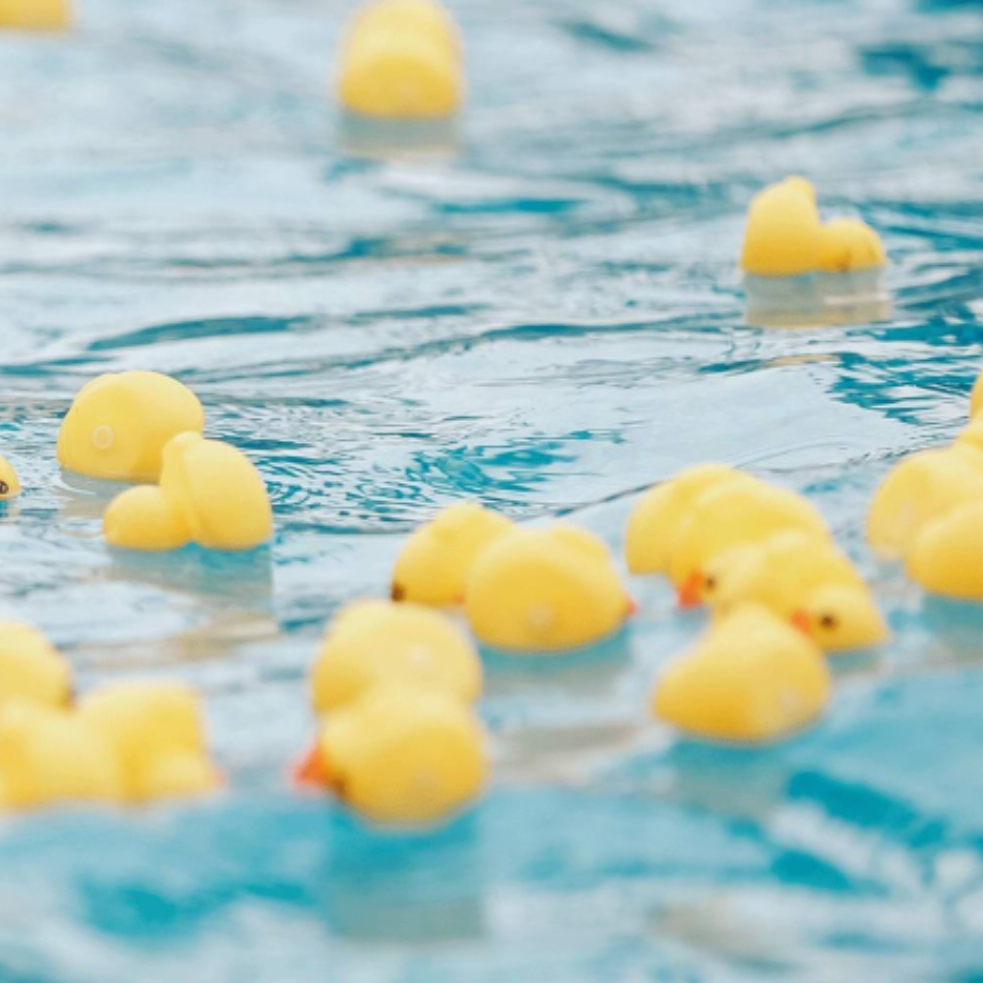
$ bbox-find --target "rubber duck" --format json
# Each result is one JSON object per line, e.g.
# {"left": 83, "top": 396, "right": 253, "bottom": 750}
{"left": 0, "top": 623, "right": 71, "bottom": 710}
{"left": 78, "top": 681, "right": 221, "bottom": 804}
{"left": 818, "top": 218, "right": 887, "bottom": 273}
{"left": 0, "top": 704, "right": 123, "bottom": 811}
{"left": 103, "top": 432, "right": 272, "bottom": 552}
{"left": 465, "top": 524, "right": 633, "bottom": 653}
{"left": 652, "top": 605, "right": 831, "bottom": 743}
{"left": 294, "top": 684, "right": 488, "bottom": 826}
{"left": 741, "top": 177, "right": 823, "bottom": 277}
{"left": 867, "top": 447, "right": 983, "bottom": 559}
{"left": 58, "top": 371, "right": 204, "bottom": 483}
{"left": 0, "top": 454, "right": 20, "bottom": 502}
{"left": 392, "top": 502, "right": 512, "bottom": 606}
{"left": 671, "top": 482, "right": 829, "bottom": 605}
{"left": 625, "top": 464, "right": 756, "bottom": 575}
{"left": 705, "top": 531, "right": 888, "bottom": 652}
{"left": 0, "top": 0, "right": 70, "bottom": 30}
{"left": 311, "top": 600, "right": 482, "bottom": 714}
{"left": 338, "top": 0, "right": 463, "bottom": 120}
{"left": 906, "top": 502, "right": 983, "bottom": 600}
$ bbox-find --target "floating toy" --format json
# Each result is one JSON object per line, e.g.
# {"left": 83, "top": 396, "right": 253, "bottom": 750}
{"left": 625, "top": 464, "right": 754, "bottom": 575}
{"left": 652, "top": 605, "right": 831, "bottom": 743}
{"left": 706, "top": 531, "right": 887, "bottom": 652}
{"left": 741, "top": 177, "right": 823, "bottom": 278}
{"left": 972, "top": 372, "right": 983, "bottom": 420}
{"left": 392, "top": 502, "right": 512, "bottom": 606}
{"left": 311, "top": 600, "right": 482, "bottom": 714}
{"left": 58, "top": 371, "right": 204, "bottom": 483}
{"left": 0, "top": 454, "right": 20, "bottom": 502}
{"left": 103, "top": 432, "right": 272, "bottom": 552}
{"left": 0, "top": 705, "right": 122, "bottom": 811}
{"left": 338, "top": 0, "right": 463, "bottom": 120}
{"left": 818, "top": 218, "right": 888, "bottom": 273}
{"left": 867, "top": 446, "right": 983, "bottom": 559}
{"left": 465, "top": 524, "right": 633, "bottom": 653}
{"left": 79, "top": 682, "right": 221, "bottom": 804}
{"left": 0, "top": 623, "right": 71, "bottom": 710}
{"left": 295, "top": 684, "right": 488, "bottom": 825}
{"left": 671, "top": 482, "right": 829, "bottom": 604}
{"left": 0, "top": 0, "right": 70, "bottom": 31}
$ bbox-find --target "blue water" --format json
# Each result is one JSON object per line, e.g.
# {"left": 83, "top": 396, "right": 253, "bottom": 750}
{"left": 2, "top": 0, "right": 983, "bottom": 978}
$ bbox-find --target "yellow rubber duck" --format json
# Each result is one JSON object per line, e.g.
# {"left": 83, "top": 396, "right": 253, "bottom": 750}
{"left": 671, "top": 482, "right": 829, "bottom": 605}
{"left": 78, "top": 681, "right": 221, "bottom": 804}
{"left": 741, "top": 177, "right": 824, "bottom": 277}
{"left": 0, "top": 704, "right": 123, "bottom": 811}
{"left": 706, "top": 532, "right": 888, "bottom": 652}
{"left": 103, "top": 432, "right": 272, "bottom": 552}
{"left": 652, "top": 605, "right": 831, "bottom": 743}
{"left": 867, "top": 447, "right": 983, "bottom": 559}
{"left": 0, "top": 453, "right": 20, "bottom": 502}
{"left": 624, "top": 464, "right": 756, "bottom": 575}
{"left": 0, "top": 623, "right": 71, "bottom": 710}
{"left": 818, "top": 218, "right": 888, "bottom": 273}
{"left": 971, "top": 372, "right": 983, "bottom": 420}
{"left": 338, "top": 0, "right": 463, "bottom": 120}
{"left": 58, "top": 371, "right": 204, "bottom": 483}
{"left": 311, "top": 599, "right": 482, "bottom": 714}
{"left": 465, "top": 524, "right": 633, "bottom": 653}
{"left": 0, "top": 0, "right": 70, "bottom": 31}
{"left": 392, "top": 502, "right": 512, "bottom": 606}
{"left": 294, "top": 684, "right": 488, "bottom": 826}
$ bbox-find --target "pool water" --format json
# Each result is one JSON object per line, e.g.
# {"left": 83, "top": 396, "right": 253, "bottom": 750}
{"left": 2, "top": 0, "right": 983, "bottom": 978}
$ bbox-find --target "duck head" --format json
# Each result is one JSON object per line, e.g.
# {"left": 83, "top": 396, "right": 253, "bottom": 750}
{"left": 294, "top": 685, "right": 488, "bottom": 826}
{"left": 339, "top": 0, "right": 463, "bottom": 120}
{"left": 791, "top": 583, "right": 889, "bottom": 652}
{"left": 741, "top": 177, "right": 823, "bottom": 277}
{"left": 0, "top": 623, "right": 71, "bottom": 711}
{"left": 311, "top": 599, "right": 482, "bottom": 714}
{"left": 391, "top": 502, "right": 512, "bottom": 606}
{"left": 57, "top": 371, "right": 204, "bottom": 483}
{"left": 465, "top": 524, "right": 633, "bottom": 653}
{"left": 818, "top": 218, "right": 887, "bottom": 273}
{"left": 0, "top": 454, "right": 20, "bottom": 503}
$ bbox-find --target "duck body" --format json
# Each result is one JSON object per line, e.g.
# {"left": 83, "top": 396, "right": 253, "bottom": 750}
{"left": 392, "top": 502, "right": 512, "bottom": 606}
{"left": 0, "top": 0, "right": 70, "bottom": 30}
{"left": 707, "top": 532, "right": 887, "bottom": 652}
{"left": 0, "top": 705, "right": 123, "bottom": 811}
{"left": 297, "top": 684, "right": 488, "bottom": 826}
{"left": 0, "top": 623, "right": 71, "bottom": 711}
{"left": 78, "top": 681, "right": 220, "bottom": 803}
{"left": 103, "top": 432, "right": 272, "bottom": 552}
{"left": 741, "top": 177, "right": 823, "bottom": 277}
{"left": 311, "top": 600, "right": 482, "bottom": 714}
{"left": 58, "top": 372, "right": 204, "bottom": 483}
{"left": 465, "top": 524, "right": 631, "bottom": 653}
{"left": 625, "top": 464, "right": 753, "bottom": 575}
{"left": 867, "top": 446, "right": 983, "bottom": 559}
{"left": 908, "top": 502, "right": 983, "bottom": 601}
{"left": 670, "top": 482, "right": 829, "bottom": 603}
{"left": 653, "top": 605, "right": 831, "bottom": 743}
{"left": 339, "top": 0, "right": 463, "bottom": 120}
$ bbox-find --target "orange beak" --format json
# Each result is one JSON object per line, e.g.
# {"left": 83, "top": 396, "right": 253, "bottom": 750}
{"left": 790, "top": 610, "right": 813, "bottom": 636}
{"left": 625, "top": 595, "right": 639, "bottom": 616}
{"left": 677, "top": 572, "right": 705, "bottom": 609}
{"left": 292, "top": 743, "right": 329, "bottom": 790}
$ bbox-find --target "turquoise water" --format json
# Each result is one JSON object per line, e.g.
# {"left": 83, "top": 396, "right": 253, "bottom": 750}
{"left": 2, "top": 0, "right": 983, "bottom": 978}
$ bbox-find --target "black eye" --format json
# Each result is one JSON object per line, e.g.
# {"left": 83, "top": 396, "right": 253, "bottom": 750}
{"left": 391, "top": 582, "right": 406, "bottom": 602}
{"left": 820, "top": 614, "right": 838, "bottom": 630}
{"left": 0, "top": 481, "right": 9, "bottom": 496}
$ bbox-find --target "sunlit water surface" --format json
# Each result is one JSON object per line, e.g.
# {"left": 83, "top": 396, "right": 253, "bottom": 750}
{"left": 2, "top": 0, "right": 983, "bottom": 979}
